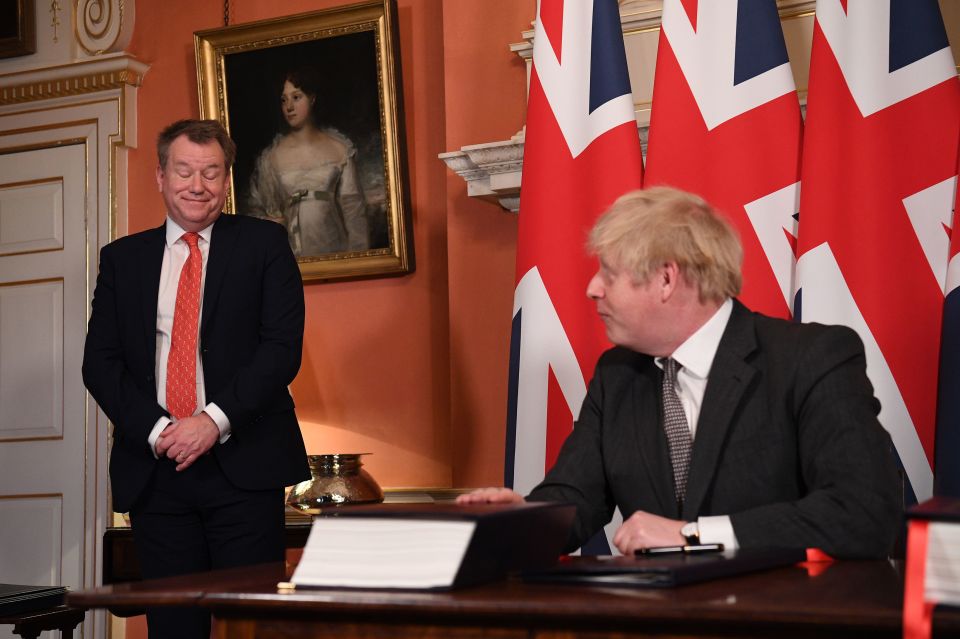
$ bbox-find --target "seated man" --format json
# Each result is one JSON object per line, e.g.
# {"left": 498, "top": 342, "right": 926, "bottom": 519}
{"left": 460, "top": 186, "right": 901, "bottom": 559}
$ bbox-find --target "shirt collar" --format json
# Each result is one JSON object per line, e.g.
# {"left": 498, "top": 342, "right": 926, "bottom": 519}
{"left": 668, "top": 298, "right": 733, "bottom": 380}
{"left": 165, "top": 217, "right": 214, "bottom": 248}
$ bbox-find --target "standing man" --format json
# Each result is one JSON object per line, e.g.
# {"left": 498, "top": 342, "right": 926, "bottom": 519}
{"left": 460, "top": 187, "right": 902, "bottom": 559}
{"left": 83, "top": 119, "right": 309, "bottom": 638}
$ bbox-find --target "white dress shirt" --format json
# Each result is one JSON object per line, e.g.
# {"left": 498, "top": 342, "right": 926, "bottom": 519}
{"left": 655, "top": 298, "right": 739, "bottom": 549}
{"left": 147, "top": 218, "right": 231, "bottom": 455}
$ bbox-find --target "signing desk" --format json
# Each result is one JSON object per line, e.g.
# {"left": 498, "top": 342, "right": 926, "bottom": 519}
{"left": 68, "top": 558, "right": 960, "bottom": 638}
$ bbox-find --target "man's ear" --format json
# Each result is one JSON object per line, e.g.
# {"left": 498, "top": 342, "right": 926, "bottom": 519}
{"left": 156, "top": 165, "right": 164, "bottom": 192}
{"left": 659, "top": 261, "right": 681, "bottom": 301}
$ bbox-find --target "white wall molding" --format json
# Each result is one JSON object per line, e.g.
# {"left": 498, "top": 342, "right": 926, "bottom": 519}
{"left": 75, "top": 0, "right": 136, "bottom": 55}
{"left": 0, "top": 53, "right": 147, "bottom": 106}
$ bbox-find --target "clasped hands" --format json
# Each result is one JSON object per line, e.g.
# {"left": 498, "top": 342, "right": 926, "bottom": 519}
{"left": 456, "top": 488, "right": 685, "bottom": 555}
{"left": 155, "top": 412, "right": 219, "bottom": 471}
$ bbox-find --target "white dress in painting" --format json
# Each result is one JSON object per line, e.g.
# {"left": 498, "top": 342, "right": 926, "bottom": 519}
{"left": 248, "top": 128, "right": 369, "bottom": 256}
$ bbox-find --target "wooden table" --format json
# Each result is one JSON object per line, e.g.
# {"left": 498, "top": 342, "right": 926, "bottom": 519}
{"left": 0, "top": 605, "right": 86, "bottom": 639}
{"left": 68, "top": 558, "right": 960, "bottom": 639}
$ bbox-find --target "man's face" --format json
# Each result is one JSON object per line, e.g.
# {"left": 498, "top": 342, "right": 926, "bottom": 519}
{"left": 156, "top": 135, "right": 229, "bottom": 232}
{"left": 587, "top": 260, "right": 666, "bottom": 355}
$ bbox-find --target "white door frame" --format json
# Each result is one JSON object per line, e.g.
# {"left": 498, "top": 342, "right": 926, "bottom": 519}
{"left": 0, "top": 67, "right": 142, "bottom": 639}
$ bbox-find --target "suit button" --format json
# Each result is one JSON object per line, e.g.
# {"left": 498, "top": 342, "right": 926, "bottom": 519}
{"left": 146, "top": 374, "right": 154, "bottom": 382}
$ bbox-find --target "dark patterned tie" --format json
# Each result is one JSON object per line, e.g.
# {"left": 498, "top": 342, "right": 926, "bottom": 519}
{"left": 661, "top": 357, "right": 693, "bottom": 505}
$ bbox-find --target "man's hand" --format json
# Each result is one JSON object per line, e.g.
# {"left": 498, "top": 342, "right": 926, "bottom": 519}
{"left": 156, "top": 412, "right": 219, "bottom": 471}
{"left": 455, "top": 487, "right": 525, "bottom": 505}
{"left": 613, "top": 510, "right": 686, "bottom": 555}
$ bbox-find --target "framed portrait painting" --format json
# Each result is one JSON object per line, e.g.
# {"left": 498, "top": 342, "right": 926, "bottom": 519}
{"left": 0, "top": 0, "right": 36, "bottom": 58}
{"left": 195, "top": 0, "right": 413, "bottom": 282}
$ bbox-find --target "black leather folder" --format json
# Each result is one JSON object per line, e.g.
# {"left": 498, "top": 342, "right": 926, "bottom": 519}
{"left": 292, "top": 501, "right": 577, "bottom": 589}
{"left": 523, "top": 547, "right": 807, "bottom": 588}
{"left": 0, "top": 583, "right": 67, "bottom": 616}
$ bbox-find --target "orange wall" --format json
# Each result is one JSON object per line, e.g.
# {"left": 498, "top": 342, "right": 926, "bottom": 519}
{"left": 442, "top": 1, "right": 532, "bottom": 487}
{"left": 126, "top": 0, "right": 532, "bottom": 490}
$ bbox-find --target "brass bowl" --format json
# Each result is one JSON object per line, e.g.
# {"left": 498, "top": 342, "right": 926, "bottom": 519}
{"left": 286, "top": 453, "right": 384, "bottom": 515}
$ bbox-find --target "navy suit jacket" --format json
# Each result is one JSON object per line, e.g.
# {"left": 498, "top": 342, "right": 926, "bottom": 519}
{"left": 82, "top": 214, "right": 310, "bottom": 512}
{"left": 528, "top": 300, "right": 902, "bottom": 559}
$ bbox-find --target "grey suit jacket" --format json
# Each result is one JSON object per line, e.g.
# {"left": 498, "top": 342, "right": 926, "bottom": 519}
{"left": 528, "top": 300, "right": 902, "bottom": 559}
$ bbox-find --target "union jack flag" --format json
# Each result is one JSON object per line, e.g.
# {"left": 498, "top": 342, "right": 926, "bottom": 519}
{"left": 935, "top": 135, "right": 960, "bottom": 498}
{"left": 795, "top": 0, "right": 960, "bottom": 502}
{"left": 645, "top": 0, "right": 803, "bottom": 319}
{"left": 506, "top": 0, "right": 643, "bottom": 553}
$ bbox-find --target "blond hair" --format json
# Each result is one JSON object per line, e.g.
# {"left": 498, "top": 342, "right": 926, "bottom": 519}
{"left": 588, "top": 187, "right": 742, "bottom": 303}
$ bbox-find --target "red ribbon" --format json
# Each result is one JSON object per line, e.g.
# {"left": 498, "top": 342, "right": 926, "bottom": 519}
{"left": 903, "top": 520, "right": 934, "bottom": 639}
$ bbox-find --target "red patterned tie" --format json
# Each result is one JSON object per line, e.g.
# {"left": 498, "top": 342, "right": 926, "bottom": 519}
{"left": 166, "top": 232, "right": 202, "bottom": 420}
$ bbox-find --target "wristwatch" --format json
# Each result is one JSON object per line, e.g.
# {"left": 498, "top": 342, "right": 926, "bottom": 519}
{"left": 681, "top": 521, "right": 700, "bottom": 545}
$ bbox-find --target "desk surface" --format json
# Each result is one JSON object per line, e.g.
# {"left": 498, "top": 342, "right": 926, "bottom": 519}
{"left": 68, "top": 558, "right": 960, "bottom": 638}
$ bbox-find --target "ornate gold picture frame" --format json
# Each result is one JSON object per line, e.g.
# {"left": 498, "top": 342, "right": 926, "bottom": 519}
{"left": 195, "top": 0, "right": 413, "bottom": 282}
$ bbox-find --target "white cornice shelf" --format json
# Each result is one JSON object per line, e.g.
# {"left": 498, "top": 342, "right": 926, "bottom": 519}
{"left": 439, "top": 131, "right": 525, "bottom": 213}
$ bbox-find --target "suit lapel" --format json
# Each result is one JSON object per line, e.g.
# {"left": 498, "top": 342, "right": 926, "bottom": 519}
{"left": 201, "top": 214, "right": 238, "bottom": 338}
{"left": 682, "top": 301, "right": 758, "bottom": 520}
{"left": 632, "top": 362, "right": 679, "bottom": 518}
{"left": 140, "top": 225, "right": 166, "bottom": 363}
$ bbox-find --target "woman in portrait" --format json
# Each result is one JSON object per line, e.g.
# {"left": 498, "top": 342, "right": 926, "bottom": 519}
{"left": 248, "top": 66, "right": 370, "bottom": 256}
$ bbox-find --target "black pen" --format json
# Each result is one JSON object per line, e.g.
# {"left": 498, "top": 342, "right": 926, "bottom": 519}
{"left": 635, "top": 543, "right": 724, "bottom": 556}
